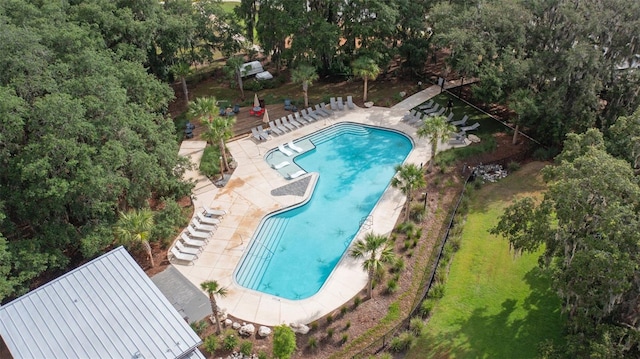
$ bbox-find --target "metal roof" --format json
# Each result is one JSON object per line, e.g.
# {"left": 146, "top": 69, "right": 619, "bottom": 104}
{"left": 0, "top": 247, "right": 203, "bottom": 359}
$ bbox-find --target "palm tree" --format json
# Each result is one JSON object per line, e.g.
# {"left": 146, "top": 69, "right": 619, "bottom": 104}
{"left": 200, "top": 280, "right": 228, "bottom": 334}
{"left": 351, "top": 57, "right": 381, "bottom": 102}
{"left": 391, "top": 164, "right": 427, "bottom": 222}
{"left": 224, "top": 56, "right": 246, "bottom": 100}
{"left": 416, "top": 115, "right": 457, "bottom": 173}
{"left": 349, "top": 232, "right": 395, "bottom": 299}
{"left": 115, "top": 209, "right": 155, "bottom": 267}
{"left": 171, "top": 62, "right": 192, "bottom": 104}
{"left": 189, "top": 97, "right": 235, "bottom": 172}
{"left": 291, "top": 64, "right": 318, "bottom": 108}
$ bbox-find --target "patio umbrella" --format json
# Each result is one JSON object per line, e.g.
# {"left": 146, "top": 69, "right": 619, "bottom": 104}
{"left": 262, "top": 108, "right": 270, "bottom": 124}
{"left": 253, "top": 93, "right": 260, "bottom": 108}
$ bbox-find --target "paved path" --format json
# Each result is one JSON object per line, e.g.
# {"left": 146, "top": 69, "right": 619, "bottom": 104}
{"left": 169, "top": 82, "right": 469, "bottom": 326}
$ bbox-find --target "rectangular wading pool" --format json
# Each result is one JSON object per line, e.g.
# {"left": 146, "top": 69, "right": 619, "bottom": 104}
{"left": 234, "top": 123, "right": 413, "bottom": 300}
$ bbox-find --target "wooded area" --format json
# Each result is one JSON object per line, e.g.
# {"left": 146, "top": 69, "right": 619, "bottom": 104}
{"left": 1, "top": 0, "right": 640, "bottom": 356}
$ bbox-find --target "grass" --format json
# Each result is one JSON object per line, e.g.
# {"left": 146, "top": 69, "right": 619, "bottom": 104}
{"left": 407, "top": 162, "right": 565, "bottom": 359}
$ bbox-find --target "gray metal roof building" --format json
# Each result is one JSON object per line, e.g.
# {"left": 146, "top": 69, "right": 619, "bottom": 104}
{"left": 0, "top": 246, "right": 204, "bottom": 359}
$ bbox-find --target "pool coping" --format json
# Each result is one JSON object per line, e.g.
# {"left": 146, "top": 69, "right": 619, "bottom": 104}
{"left": 173, "top": 103, "right": 462, "bottom": 326}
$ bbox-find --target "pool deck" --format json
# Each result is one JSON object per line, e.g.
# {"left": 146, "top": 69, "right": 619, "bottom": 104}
{"left": 174, "top": 83, "right": 468, "bottom": 326}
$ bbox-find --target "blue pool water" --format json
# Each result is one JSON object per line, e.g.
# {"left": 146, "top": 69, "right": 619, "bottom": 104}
{"left": 234, "top": 123, "right": 412, "bottom": 300}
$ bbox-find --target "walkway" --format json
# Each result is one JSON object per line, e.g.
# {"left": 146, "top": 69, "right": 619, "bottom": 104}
{"left": 172, "top": 83, "right": 468, "bottom": 326}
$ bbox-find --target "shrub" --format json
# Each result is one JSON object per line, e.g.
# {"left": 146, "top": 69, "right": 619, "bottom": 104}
{"left": 190, "top": 320, "right": 208, "bottom": 336}
{"left": 152, "top": 198, "right": 188, "bottom": 245}
{"left": 326, "top": 314, "right": 333, "bottom": 324}
{"left": 223, "top": 333, "right": 238, "bottom": 351}
{"left": 409, "top": 203, "right": 426, "bottom": 222}
{"left": 396, "top": 222, "right": 416, "bottom": 235}
{"left": 353, "top": 296, "right": 362, "bottom": 308}
{"left": 403, "top": 239, "right": 412, "bottom": 251}
{"left": 200, "top": 146, "right": 222, "bottom": 178}
{"left": 239, "top": 341, "right": 253, "bottom": 356}
{"left": 310, "top": 321, "right": 318, "bottom": 331}
{"left": 340, "top": 334, "right": 348, "bottom": 345}
{"left": 386, "top": 278, "right": 399, "bottom": 294}
{"left": 409, "top": 318, "right": 426, "bottom": 336}
{"left": 273, "top": 325, "right": 296, "bottom": 359}
{"left": 419, "top": 299, "right": 435, "bottom": 318}
{"left": 340, "top": 306, "right": 348, "bottom": 316}
{"left": 389, "top": 331, "right": 416, "bottom": 352}
{"left": 391, "top": 257, "right": 405, "bottom": 273}
{"left": 203, "top": 335, "right": 218, "bottom": 354}
{"left": 507, "top": 160, "right": 521, "bottom": 172}
{"left": 244, "top": 79, "right": 264, "bottom": 92}
{"left": 389, "top": 233, "right": 398, "bottom": 242}
{"left": 344, "top": 321, "right": 351, "bottom": 330}
{"left": 258, "top": 350, "right": 268, "bottom": 359}
{"left": 327, "top": 327, "right": 335, "bottom": 338}
{"left": 532, "top": 146, "right": 558, "bottom": 161}
{"left": 307, "top": 337, "right": 318, "bottom": 350}
{"left": 429, "top": 282, "right": 446, "bottom": 299}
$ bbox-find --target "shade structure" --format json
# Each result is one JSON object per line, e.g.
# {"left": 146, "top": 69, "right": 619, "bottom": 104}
{"left": 253, "top": 93, "right": 260, "bottom": 108}
{"left": 263, "top": 108, "right": 270, "bottom": 124}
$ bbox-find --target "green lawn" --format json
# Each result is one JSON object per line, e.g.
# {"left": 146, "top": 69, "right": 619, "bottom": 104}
{"left": 408, "top": 162, "right": 565, "bottom": 358}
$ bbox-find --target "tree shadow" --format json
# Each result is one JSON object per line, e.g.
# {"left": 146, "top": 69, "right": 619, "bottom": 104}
{"left": 424, "top": 267, "right": 565, "bottom": 358}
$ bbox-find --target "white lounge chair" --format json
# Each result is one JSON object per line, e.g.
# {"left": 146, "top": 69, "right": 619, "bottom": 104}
{"left": 275, "top": 118, "right": 292, "bottom": 132}
{"left": 286, "top": 170, "right": 306, "bottom": 179}
{"left": 288, "top": 114, "right": 303, "bottom": 127}
{"left": 175, "top": 240, "right": 201, "bottom": 256}
{"left": 423, "top": 103, "right": 440, "bottom": 115}
{"left": 288, "top": 141, "right": 303, "bottom": 153}
{"left": 301, "top": 109, "right": 315, "bottom": 122}
{"left": 191, "top": 221, "right": 216, "bottom": 232}
{"left": 418, "top": 100, "right": 434, "bottom": 110}
{"left": 338, "top": 97, "right": 345, "bottom": 110}
{"left": 314, "top": 104, "right": 330, "bottom": 117}
{"left": 251, "top": 127, "right": 263, "bottom": 141}
{"left": 283, "top": 116, "right": 300, "bottom": 129}
{"left": 278, "top": 144, "right": 293, "bottom": 156}
{"left": 257, "top": 125, "right": 270, "bottom": 140}
{"left": 170, "top": 247, "right": 196, "bottom": 265}
{"left": 346, "top": 96, "right": 355, "bottom": 109}
{"left": 460, "top": 122, "right": 480, "bottom": 132}
{"left": 271, "top": 160, "right": 290, "bottom": 169}
{"left": 330, "top": 97, "right": 338, "bottom": 110}
{"left": 320, "top": 102, "right": 334, "bottom": 115}
{"left": 187, "top": 226, "right": 211, "bottom": 239}
{"left": 429, "top": 107, "right": 446, "bottom": 117}
{"left": 305, "top": 107, "right": 321, "bottom": 121}
{"left": 181, "top": 232, "right": 207, "bottom": 247}
{"left": 269, "top": 121, "right": 283, "bottom": 135}
{"left": 196, "top": 211, "right": 221, "bottom": 225}
{"left": 451, "top": 115, "right": 469, "bottom": 127}
{"left": 294, "top": 112, "right": 309, "bottom": 124}
{"left": 403, "top": 109, "right": 418, "bottom": 121}
{"left": 202, "top": 205, "right": 226, "bottom": 217}
{"left": 445, "top": 112, "right": 455, "bottom": 122}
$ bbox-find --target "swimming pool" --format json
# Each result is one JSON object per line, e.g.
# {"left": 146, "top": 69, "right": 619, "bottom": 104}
{"left": 234, "top": 123, "right": 413, "bottom": 300}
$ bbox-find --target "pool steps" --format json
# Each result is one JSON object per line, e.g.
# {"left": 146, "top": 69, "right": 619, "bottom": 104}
{"left": 308, "top": 123, "right": 369, "bottom": 146}
{"left": 235, "top": 216, "right": 290, "bottom": 290}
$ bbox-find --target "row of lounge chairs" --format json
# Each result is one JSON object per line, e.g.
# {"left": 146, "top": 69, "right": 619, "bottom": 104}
{"left": 169, "top": 206, "right": 227, "bottom": 265}
{"left": 329, "top": 96, "right": 355, "bottom": 111}
{"left": 404, "top": 99, "right": 482, "bottom": 144}
{"left": 250, "top": 104, "right": 332, "bottom": 142}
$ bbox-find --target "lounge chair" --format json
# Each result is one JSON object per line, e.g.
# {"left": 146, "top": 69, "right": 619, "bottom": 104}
{"left": 283, "top": 116, "right": 300, "bottom": 129}
{"left": 320, "top": 102, "right": 334, "bottom": 115}
{"left": 288, "top": 141, "right": 303, "bottom": 153}
{"left": 175, "top": 240, "right": 201, "bottom": 256}
{"left": 294, "top": 112, "right": 309, "bottom": 125}
{"left": 451, "top": 115, "right": 469, "bottom": 127}
{"left": 305, "top": 107, "right": 321, "bottom": 121}
{"left": 346, "top": 96, "right": 355, "bottom": 109}
{"left": 251, "top": 127, "right": 266, "bottom": 141}
{"left": 330, "top": 97, "right": 338, "bottom": 110}
{"left": 423, "top": 103, "right": 440, "bottom": 115}
{"left": 271, "top": 160, "right": 290, "bottom": 169}
{"left": 269, "top": 121, "right": 283, "bottom": 135}
{"left": 202, "top": 205, "right": 226, "bottom": 217}
{"left": 338, "top": 97, "right": 345, "bottom": 110}
{"left": 181, "top": 232, "right": 207, "bottom": 247}
{"left": 286, "top": 170, "right": 306, "bottom": 179}
{"left": 170, "top": 247, "right": 196, "bottom": 265}
{"left": 191, "top": 221, "right": 216, "bottom": 233}
{"left": 314, "top": 104, "right": 330, "bottom": 117}
{"left": 275, "top": 118, "right": 292, "bottom": 132}
{"left": 301, "top": 109, "right": 315, "bottom": 122}
{"left": 410, "top": 114, "right": 427, "bottom": 126}
{"left": 418, "top": 100, "right": 434, "bottom": 110}
{"left": 257, "top": 125, "right": 270, "bottom": 139}
{"left": 288, "top": 114, "right": 303, "bottom": 127}
{"left": 460, "top": 122, "right": 480, "bottom": 132}
{"left": 403, "top": 109, "right": 418, "bottom": 121}
{"left": 187, "top": 226, "right": 210, "bottom": 239}
{"left": 278, "top": 144, "right": 293, "bottom": 157}
{"left": 449, "top": 134, "right": 467, "bottom": 145}
{"left": 429, "top": 107, "right": 446, "bottom": 117}
{"left": 196, "top": 211, "right": 221, "bottom": 225}
{"left": 445, "top": 112, "right": 455, "bottom": 122}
